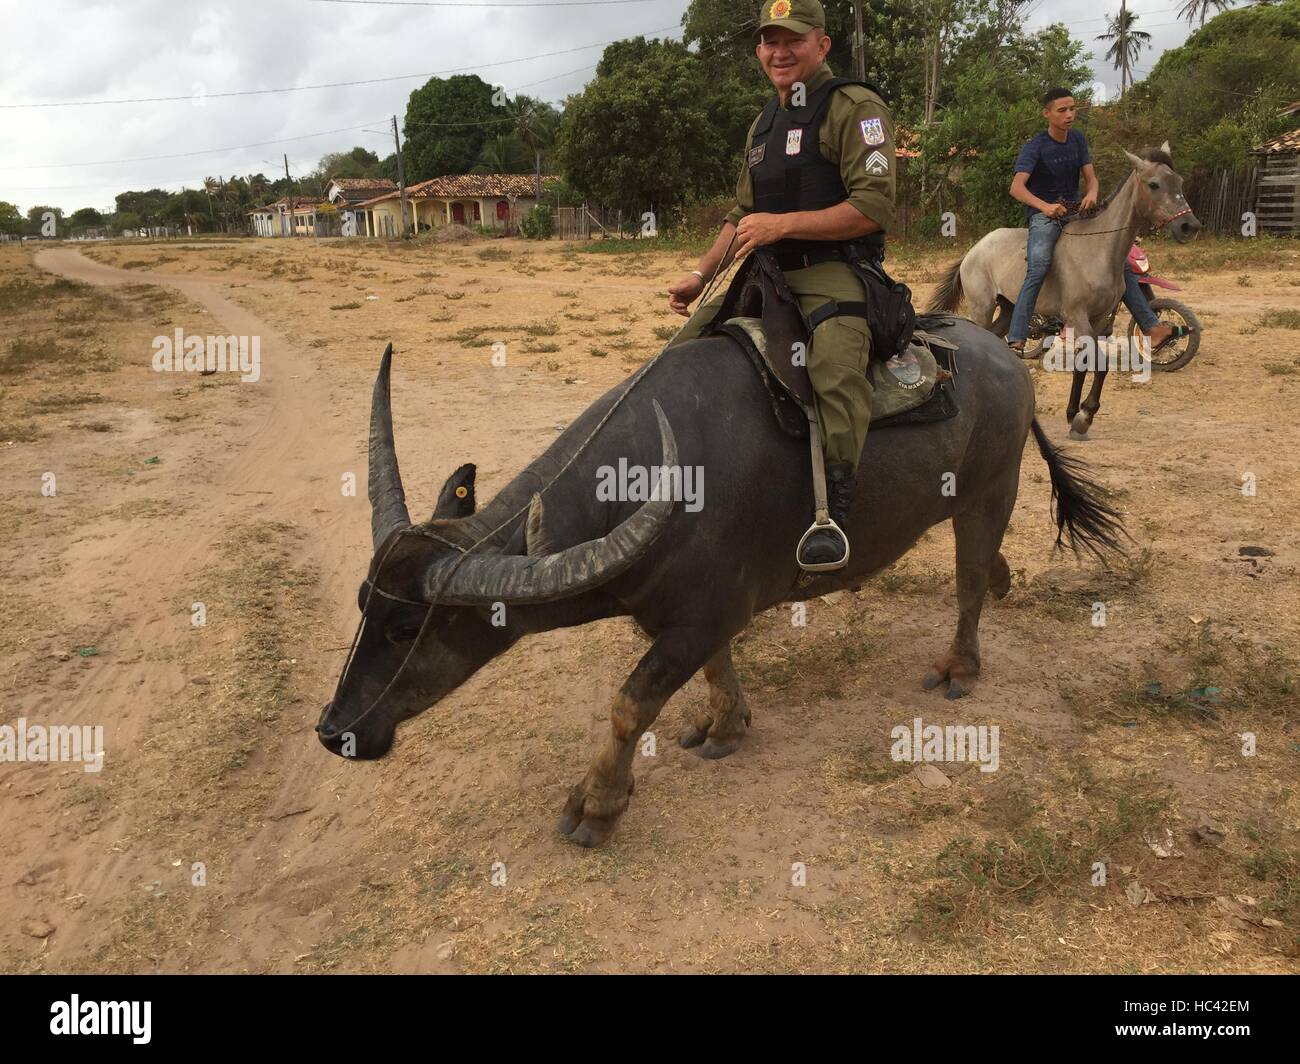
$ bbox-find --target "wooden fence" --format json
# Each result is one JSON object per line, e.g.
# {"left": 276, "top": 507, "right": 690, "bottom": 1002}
{"left": 554, "top": 205, "right": 626, "bottom": 240}
{"left": 1186, "top": 162, "right": 1260, "bottom": 235}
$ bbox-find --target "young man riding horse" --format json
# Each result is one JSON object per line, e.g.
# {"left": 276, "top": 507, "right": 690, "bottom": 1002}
{"left": 666, "top": 0, "right": 895, "bottom": 573}
{"left": 1006, "top": 87, "right": 1186, "bottom": 355}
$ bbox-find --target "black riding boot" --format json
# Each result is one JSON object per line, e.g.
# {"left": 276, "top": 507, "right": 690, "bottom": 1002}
{"left": 797, "top": 461, "right": 856, "bottom": 571}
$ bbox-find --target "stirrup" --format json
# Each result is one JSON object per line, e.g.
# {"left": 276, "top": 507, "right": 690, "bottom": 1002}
{"left": 796, "top": 516, "right": 850, "bottom": 573}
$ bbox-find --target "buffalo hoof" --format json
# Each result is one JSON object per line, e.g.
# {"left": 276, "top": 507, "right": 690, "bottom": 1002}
{"left": 678, "top": 725, "right": 707, "bottom": 749}
{"left": 923, "top": 666, "right": 977, "bottom": 699}
{"left": 557, "top": 778, "right": 632, "bottom": 848}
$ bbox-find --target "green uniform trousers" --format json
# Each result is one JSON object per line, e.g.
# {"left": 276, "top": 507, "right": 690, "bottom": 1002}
{"left": 667, "top": 260, "right": 874, "bottom": 472}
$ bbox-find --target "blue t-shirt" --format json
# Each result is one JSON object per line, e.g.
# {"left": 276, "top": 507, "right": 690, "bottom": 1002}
{"left": 1014, "top": 129, "right": 1091, "bottom": 221}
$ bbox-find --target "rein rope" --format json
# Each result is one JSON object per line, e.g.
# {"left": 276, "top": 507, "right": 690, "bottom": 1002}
{"left": 1057, "top": 173, "right": 1191, "bottom": 237}
{"left": 327, "top": 232, "right": 742, "bottom": 737}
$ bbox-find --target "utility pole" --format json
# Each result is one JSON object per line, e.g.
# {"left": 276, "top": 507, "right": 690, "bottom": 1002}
{"left": 852, "top": 0, "right": 866, "bottom": 81}
{"left": 283, "top": 154, "right": 292, "bottom": 236}
{"left": 393, "top": 115, "right": 411, "bottom": 237}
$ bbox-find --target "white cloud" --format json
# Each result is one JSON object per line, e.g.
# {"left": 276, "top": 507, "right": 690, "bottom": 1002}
{"left": 0, "top": 0, "right": 1205, "bottom": 214}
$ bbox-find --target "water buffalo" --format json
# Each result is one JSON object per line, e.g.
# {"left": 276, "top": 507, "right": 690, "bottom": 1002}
{"left": 317, "top": 328, "right": 1123, "bottom": 847}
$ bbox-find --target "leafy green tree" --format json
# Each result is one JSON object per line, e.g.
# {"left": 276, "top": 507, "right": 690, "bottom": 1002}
{"left": 26, "top": 205, "right": 63, "bottom": 236}
{"left": 556, "top": 38, "right": 750, "bottom": 218}
{"left": 402, "top": 75, "right": 501, "bottom": 181}
{"left": 317, "top": 146, "right": 382, "bottom": 180}
{"left": 1093, "top": 0, "right": 1299, "bottom": 175}
{"left": 115, "top": 190, "right": 172, "bottom": 230}
{"left": 0, "top": 200, "right": 23, "bottom": 237}
{"left": 917, "top": 22, "right": 1093, "bottom": 229}
{"left": 113, "top": 211, "right": 143, "bottom": 235}
{"left": 68, "top": 207, "right": 106, "bottom": 231}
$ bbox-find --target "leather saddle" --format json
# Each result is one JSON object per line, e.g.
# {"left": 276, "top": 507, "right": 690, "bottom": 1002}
{"left": 701, "top": 248, "right": 961, "bottom": 438}
{"left": 701, "top": 248, "right": 817, "bottom": 408}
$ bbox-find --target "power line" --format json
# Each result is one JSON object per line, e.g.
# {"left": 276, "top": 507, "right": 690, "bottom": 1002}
{"left": 0, "top": 26, "right": 679, "bottom": 109}
{"left": 312, "top": 0, "right": 658, "bottom": 5}
{"left": 0, "top": 120, "right": 391, "bottom": 170}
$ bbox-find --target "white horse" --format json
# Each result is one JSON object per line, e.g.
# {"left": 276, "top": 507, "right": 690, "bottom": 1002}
{"left": 928, "top": 145, "right": 1201, "bottom": 439}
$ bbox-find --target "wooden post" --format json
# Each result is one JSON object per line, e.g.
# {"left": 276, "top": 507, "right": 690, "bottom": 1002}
{"left": 393, "top": 115, "right": 411, "bottom": 237}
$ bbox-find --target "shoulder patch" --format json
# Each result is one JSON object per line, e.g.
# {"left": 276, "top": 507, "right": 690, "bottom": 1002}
{"left": 860, "top": 117, "right": 884, "bottom": 146}
{"left": 748, "top": 144, "right": 766, "bottom": 167}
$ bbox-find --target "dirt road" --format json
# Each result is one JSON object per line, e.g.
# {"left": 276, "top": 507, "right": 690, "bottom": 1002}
{"left": 3, "top": 237, "right": 1296, "bottom": 973}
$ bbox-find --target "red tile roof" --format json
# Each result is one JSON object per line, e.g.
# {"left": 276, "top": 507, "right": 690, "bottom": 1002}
{"left": 357, "top": 173, "right": 556, "bottom": 206}
{"left": 1252, "top": 128, "right": 1300, "bottom": 155}
{"left": 329, "top": 177, "right": 398, "bottom": 190}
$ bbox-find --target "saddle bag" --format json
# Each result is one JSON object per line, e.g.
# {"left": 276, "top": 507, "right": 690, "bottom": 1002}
{"left": 846, "top": 254, "right": 918, "bottom": 361}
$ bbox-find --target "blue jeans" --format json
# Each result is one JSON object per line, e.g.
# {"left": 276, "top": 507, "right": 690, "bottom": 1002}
{"left": 1008, "top": 213, "right": 1161, "bottom": 340}
{"left": 1007, "top": 213, "right": 1062, "bottom": 343}
{"left": 1121, "top": 263, "right": 1159, "bottom": 332}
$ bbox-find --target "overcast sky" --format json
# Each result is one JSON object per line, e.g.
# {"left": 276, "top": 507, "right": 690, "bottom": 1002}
{"left": 0, "top": 0, "right": 1211, "bottom": 215}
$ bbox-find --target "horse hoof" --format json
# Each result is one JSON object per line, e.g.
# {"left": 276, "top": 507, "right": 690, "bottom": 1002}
{"left": 1068, "top": 429, "right": 1089, "bottom": 441}
{"left": 1070, "top": 413, "right": 1093, "bottom": 439}
{"left": 679, "top": 726, "right": 707, "bottom": 749}
{"left": 697, "top": 735, "right": 744, "bottom": 760}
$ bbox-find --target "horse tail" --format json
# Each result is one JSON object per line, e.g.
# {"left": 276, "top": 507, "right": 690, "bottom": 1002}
{"left": 926, "top": 257, "right": 965, "bottom": 313}
{"left": 1029, "top": 418, "right": 1129, "bottom": 561}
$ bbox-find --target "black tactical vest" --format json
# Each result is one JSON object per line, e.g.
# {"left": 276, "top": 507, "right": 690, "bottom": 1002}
{"left": 749, "top": 76, "right": 886, "bottom": 256}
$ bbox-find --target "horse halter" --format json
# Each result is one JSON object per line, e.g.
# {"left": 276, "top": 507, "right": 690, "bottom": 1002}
{"left": 1060, "top": 168, "right": 1191, "bottom": 237}
{"left": 322, "top": 525, "right": 459, "bottom": 738}
{"left": 1155, "top": 206, "right": 1193, "bottom": 228}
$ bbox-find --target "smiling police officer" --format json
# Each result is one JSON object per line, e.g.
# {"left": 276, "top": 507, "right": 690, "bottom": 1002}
{"left": 667, "top": 0, "right": 896, "bottom": 572}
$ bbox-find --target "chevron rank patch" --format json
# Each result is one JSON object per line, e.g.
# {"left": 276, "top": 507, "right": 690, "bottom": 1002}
{"left": 864, "top": 149, "right": 889, "bottom": 175}
{"left": 860, "top": 117, "right": 884, "bottom": 145}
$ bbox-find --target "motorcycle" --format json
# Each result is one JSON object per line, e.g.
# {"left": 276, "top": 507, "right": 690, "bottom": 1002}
{"left": 1024, "top": 240, "right": 1202, "bottom": 371}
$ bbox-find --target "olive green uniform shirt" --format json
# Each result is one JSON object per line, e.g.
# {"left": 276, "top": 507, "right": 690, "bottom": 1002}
{"left": 725, "top": 62, "right": 895, "bottom": 232}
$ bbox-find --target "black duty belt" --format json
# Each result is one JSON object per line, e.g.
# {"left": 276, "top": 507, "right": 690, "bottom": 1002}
{"left": 774, "top": 241, "right": 882, "bottom": 273}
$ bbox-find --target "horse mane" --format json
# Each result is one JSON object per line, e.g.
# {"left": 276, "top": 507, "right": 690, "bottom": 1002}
{"left": 1085, "top": 146, "right": 1174, "bottom": 217}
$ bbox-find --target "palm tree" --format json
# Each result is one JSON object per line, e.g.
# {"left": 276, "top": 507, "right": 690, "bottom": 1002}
{"left": 1097, "top": 2, "right": 1152, "bottom": 99}
{"left": 506, "top": 96, "right": 560, "bottom": 200}
{"left": 1176, "top": 0, "right": 1233, "bottom": 26}
{"left": 473, "top": 134, "right": 529, "bottom": 175}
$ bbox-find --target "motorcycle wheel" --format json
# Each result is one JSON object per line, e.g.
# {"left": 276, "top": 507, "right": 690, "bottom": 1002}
{"left": 1126, "top": 298, "right": 1201, "bottom": 372}
{"left": 1021, "top": 315, "right": 1059, "bottom": 361}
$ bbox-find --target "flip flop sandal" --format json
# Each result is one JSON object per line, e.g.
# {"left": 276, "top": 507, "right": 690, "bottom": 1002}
{"left": 1150, "top": 325, "right": 1191, "bottom": 354}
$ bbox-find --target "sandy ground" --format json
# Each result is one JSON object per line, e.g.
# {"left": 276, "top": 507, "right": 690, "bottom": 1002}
{"left": 0, "top": 231, "right": 1297, "bottom": 973}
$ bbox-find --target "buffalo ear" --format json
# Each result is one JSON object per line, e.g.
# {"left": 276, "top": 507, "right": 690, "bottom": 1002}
{"left": 432, "top": 463, "right": 476, "bottom": 519}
